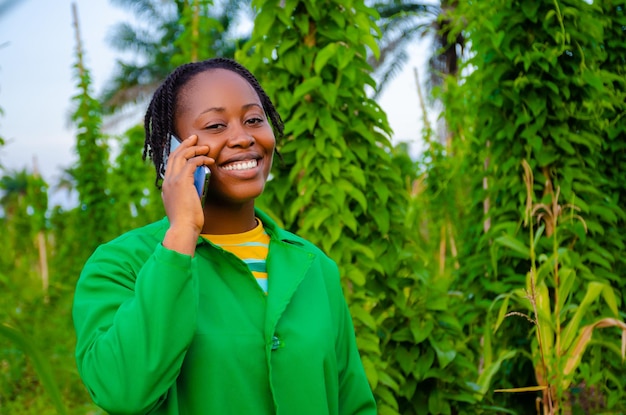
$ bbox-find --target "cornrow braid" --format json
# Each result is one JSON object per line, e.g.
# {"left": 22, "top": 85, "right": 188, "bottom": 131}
{"left": 143, "top": 57, "right": 284, "bottom": 188}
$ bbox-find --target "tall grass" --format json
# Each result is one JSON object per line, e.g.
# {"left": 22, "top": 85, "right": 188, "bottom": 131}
{"left": 0, "top": 323, "right": 68, "bottom": 415}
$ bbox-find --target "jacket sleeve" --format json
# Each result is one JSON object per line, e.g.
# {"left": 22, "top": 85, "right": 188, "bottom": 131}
{"left": 73, "top": 240, "right": 198, "bottom": 415}
{"left": 331, "top": 264, "right": 378, "bottom": 415}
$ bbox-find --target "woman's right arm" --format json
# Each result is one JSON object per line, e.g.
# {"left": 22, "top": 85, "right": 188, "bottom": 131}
{"left": 73, "top": 238, "right": 198, "bottom": 415}
{"left": 74, "top": 135, "right": 211, "bottom": 414}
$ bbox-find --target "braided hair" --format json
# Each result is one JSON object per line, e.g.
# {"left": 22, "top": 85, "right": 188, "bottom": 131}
{"left": 143, "top": 57, "right": 284, "bottom": 188}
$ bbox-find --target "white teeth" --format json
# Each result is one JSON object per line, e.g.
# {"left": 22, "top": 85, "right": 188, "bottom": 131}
{"left": 222, "top": 159, "right": 258, "bottom": 171}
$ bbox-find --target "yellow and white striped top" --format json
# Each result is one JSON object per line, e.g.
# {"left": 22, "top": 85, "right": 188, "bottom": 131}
{"left": 201, "top": 219, "right": 270, "bottom": 293}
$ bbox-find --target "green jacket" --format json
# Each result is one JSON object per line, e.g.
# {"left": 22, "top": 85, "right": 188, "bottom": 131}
{"left": 73, "top": 209, "right": 376, "bottom": 415}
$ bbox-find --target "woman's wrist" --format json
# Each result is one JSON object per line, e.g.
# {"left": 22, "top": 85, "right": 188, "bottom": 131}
{"left": 163, "top": 225, "right": 200, "bottom": 257}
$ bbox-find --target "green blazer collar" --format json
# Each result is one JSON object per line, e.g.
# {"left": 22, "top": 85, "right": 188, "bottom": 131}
{"left": 164, "top": 208, "right": 317, "bottom": 334}
{"left": 255, "top": 209, "right": 316, "bottom": 337}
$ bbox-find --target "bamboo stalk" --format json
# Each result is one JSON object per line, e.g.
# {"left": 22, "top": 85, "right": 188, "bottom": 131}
{"left": 439, "top": 223, "right": 446, "bottom": 275}
{"left": 71, "top": 3, "right": 84, "bottom": 78}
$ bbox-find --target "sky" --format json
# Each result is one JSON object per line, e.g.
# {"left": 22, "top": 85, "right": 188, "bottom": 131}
{"left": 0, "top": 0, "right": 429, "bottom": 203}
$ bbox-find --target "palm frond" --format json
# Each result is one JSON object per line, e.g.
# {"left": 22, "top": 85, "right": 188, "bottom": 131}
{"left": 371, "top": 0, "right": 437, "bottom": 19}
{"left": 373, "top": 50, "right": 410, "bottom": 98}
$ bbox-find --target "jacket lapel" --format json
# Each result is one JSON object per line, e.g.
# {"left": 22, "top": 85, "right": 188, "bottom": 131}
{"left": 256, "top": 209, "right": 316, "bottom": 337}
{"left": 264, "top": 240, "right": 314, "bottom": 335}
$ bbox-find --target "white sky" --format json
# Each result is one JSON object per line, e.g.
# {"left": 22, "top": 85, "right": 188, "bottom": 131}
{"left": 0, "top": 0, "right": 429, "bottom": 199}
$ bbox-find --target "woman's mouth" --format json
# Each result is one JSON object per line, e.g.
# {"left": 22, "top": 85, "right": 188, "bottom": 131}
{"left": 220, "top": 159, "right": 258, "bottom": 171}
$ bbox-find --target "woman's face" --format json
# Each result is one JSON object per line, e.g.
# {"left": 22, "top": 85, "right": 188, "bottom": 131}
{"left": 173, "top": 69, "right": 275, "bottom": 206}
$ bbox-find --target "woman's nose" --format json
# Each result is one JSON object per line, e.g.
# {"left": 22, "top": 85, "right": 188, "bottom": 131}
{"left": 228, "top": 123, "right": 255, "bottom": 148}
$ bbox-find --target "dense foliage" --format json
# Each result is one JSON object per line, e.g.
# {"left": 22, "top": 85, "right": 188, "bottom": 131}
{"left": 444, "top": 0, "right": 626, "bottom": 412}
{"left": 0, "top": 0, "right": 624, "bottom": 414}
{"left": 237, "top": 1, "right": 478, "bottom": 413}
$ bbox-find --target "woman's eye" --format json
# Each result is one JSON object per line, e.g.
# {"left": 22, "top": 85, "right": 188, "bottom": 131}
{"left": 205, "top": 123, "right": 224, "bottom": 130}
{"left": 246, "top": 117, "right": 263, "bottom": 125}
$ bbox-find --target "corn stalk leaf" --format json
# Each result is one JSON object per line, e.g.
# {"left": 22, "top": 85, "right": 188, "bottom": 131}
{"left": 560, "top": 281, "right": 605, "bottom": 353}
{"left": 557, "top": 266, "right": 575, "bottom": 314}
{"left": 601, "top": 284, "right": 619, "bottom": 317}
{"left": 492, "top": 293, "right": 511, "bottom": 333}
{"left": 562, "top": 317, "right": 626, "bottom": 389}
{"left": 535, "top": 280, "right": 554, "bottom": 352}
{"left": 494, "top": 385, "right": 548, "bottom": 393}
{"left": 476, "top": 350, "right": 517, "bottom": 398}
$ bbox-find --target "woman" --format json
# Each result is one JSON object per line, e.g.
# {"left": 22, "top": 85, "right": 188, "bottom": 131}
{"left": 73, "top": 57, "right": 376, "bottom": 415}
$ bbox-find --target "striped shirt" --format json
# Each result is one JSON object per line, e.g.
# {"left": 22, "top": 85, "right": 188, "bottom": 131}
{"left": 201, "top": 219, "right": 270, "bottom": 293}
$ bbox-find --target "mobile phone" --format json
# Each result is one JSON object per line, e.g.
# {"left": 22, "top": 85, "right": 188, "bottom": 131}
{"left": 169, "top": 136, "right": 211, "bottom": 206}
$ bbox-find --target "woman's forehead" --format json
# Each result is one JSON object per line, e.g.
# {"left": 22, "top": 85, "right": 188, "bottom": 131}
{"left": 178, "top": 69, "right": 260, "bottom": 108}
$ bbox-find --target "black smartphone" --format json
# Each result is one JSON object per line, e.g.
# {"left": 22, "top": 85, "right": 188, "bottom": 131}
{"left": 169, "top": 136, "right": 211, "bottom": 206}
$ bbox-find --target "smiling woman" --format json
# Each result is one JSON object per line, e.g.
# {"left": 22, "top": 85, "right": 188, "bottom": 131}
{"left": 72, "top": 57, "right": 377, "bottom": 415}
{"left": 167, "top": 68, "right": 276, "bottom": 222}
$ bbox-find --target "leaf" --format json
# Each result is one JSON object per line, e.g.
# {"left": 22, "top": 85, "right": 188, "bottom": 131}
{"left": 319, "top": 107, "right": 340, "bottom": 140}
{"left": 535, "top": 281, "right": 554, "bottom": 352}
{"left": 413, "top": 348, "right": 435, "bottom": 380}
{"left": 390, "top": 327, "right": 412, "bottom": 342}
{"left": 314, "top": 43, "right": 338, "bottom": 74}
{"left": 350, "top": 304, "right": 377, "bottom": 330}
{"left": 521, "top": 1, "right": 541, "bottom": 22}
{"left": 430, "top": 339, "right": 457, "bottom": 369}
{"left": 495, "top": 235, "right": 530, "bottom": 258}
{"left": 378, "top": 404, "right": 400, "bottom": 415}
{"left": 475, "top": 350, "right": 517, "bottom": 398}
{"left": 560, "top": 281, "right": 605, "bottom": 353}
{"left": 493, "top": 293, "right": 511, "bottom": 333}
{"left": 588, "top": 204, "right": 618, "bottom": 224}
{"left": 376, "top": 387, "right": 399, "bottom": 409}
{"left": 378, "top": 370, "right": 400, "bottom": 391}
{"left": 425, "top": 294, "right": 448, "bottom": 311}
{"left": 601, "top": 284, "right": 620, "bottom": 317}
{"left": 410, "top": 319, "right": 434, "bottom": 344}
{"left": 294, "top": 13, "right": 309, "bottom": 35}
{"left": 361, "top": 355, "right": 378, "bottom": 389}
{"left": 532, "top": 223, "right": 545, "bottom": 249}
{"left": 581, "top": 69, "right": 605, "bottom": 92}
{"left": 557, "top": 267, "right": 575, "bottom": 313}
{"left": 360, "top": 33, "right": 380, "bottom": 59}
{"left": 292, "top": 76, "right": 324, "bottom": 101}
{"left": 562, "top": 318, "right": 626, "bottom": 388}
{"left": 329, "top": 8, "right": 346, "bottom": 28}
{"left": 583, "top": 251, "right": 612, "bottom": 270}
{"left": 253, "top": 8, "right": 276, "bottom": 38}
{"left": 495, "top": 385, "right": 548, "bottom": 393}
{"left": 319, "top": 82, "right": 339, "bottom": 107}
{"left": 336, "top": 44, "right": 356, "bottom": 70}
{"left": 395, "top": 347, "right": 418, "bottom": 375}
{"left": 336, "top": 179, "right": 368, "bottom": 212}
{"left": 355, "top": 330, "right": 380, "bottom": 355}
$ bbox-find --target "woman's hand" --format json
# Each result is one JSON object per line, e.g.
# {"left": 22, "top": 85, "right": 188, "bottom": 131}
{"left": 161, "top": 135, "right": 213, "bottom": 256}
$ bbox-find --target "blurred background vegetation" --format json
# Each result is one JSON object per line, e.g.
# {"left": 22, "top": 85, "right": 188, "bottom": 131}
{"left": 1, "top": 0, "right": 625, "bottom": 414}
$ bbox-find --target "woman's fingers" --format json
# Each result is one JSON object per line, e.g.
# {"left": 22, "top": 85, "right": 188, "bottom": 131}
{"left": 171, "top": 135, "right": 207, "bottom": 159}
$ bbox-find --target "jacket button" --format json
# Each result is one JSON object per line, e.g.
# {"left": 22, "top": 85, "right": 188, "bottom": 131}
{"left": 271, "top": 335, "right": 280, "bottom": 351}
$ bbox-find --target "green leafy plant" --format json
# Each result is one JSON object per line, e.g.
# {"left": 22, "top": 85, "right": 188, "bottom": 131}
{"left": 492, "top": 160, "right": 626, "bottom": 414}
